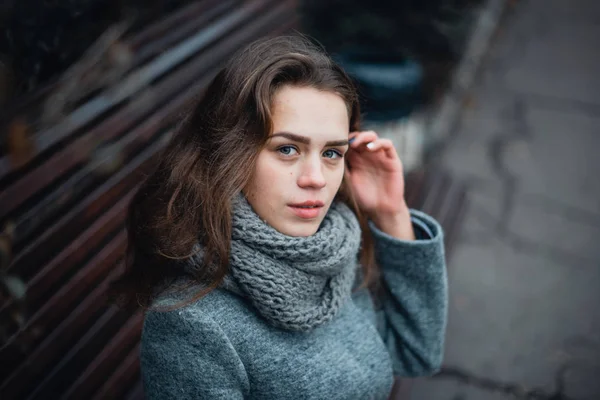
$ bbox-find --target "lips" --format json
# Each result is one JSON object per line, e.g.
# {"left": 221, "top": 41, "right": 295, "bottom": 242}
{"left": 289, "top": 200, "right": 325, "bottom": 208}
{"left": 288, "top": 200, "right": 324, "bottom": 219}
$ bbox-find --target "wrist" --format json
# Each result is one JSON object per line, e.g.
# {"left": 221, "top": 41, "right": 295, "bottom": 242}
{"left": 371, "top": 203, "right": 415, "bottom": 241}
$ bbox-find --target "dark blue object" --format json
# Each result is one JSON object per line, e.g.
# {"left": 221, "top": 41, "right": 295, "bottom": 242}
{"left": 334, "top": 50, "right": 424, "bottom": 122}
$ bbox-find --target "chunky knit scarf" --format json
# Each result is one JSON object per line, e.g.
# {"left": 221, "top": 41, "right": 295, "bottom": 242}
{"left": 188, "top": 195, "right": 362, "bottom": 332}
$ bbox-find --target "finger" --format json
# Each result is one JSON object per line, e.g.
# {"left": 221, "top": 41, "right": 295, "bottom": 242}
{"left": 364, "top": 138, "right": 398, "bottom": 160}
{"left": 349, "top": 130, "right": 378, "bottom": 149}
{"left": 349, "top": 130, "right": 378, "bottom": 143}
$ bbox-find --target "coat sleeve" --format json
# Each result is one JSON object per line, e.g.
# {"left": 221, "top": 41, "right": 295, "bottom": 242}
{"left": 140, "top": 307, "right": 249, "bottom": 399}
{"left": 368, "top": 209, "right": 448, "bottom": 377}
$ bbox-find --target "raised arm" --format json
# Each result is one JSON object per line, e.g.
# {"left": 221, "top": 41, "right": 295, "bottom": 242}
{"left": 369, "top": 209, "right": 448, "bottom": 377}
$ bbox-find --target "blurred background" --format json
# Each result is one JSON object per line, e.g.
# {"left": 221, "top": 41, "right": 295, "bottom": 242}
{"left": 0, "top": 0, "right": 598, "bottom": 399}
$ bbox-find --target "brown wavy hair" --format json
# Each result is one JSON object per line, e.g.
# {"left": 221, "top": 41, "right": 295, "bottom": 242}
{"left": 109, "top": 35, "right": 380, "bottom": 311}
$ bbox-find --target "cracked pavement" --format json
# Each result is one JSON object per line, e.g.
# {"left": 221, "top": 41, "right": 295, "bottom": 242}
{"left": 410, "top": 1, "right": 600, "bottom": 399}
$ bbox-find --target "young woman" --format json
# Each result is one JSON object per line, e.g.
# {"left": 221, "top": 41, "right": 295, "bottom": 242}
{"left": 111, "top": 35, "right": 448, "bottom": 399}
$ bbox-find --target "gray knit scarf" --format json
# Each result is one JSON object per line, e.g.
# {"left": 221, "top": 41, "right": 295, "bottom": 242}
{"left": 188, "top": 194, "right": 362, "bottom": 332}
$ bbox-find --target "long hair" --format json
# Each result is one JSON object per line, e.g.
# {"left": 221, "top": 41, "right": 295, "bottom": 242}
{"left": 109, "top": 35, "right": 380, "bottom": 311}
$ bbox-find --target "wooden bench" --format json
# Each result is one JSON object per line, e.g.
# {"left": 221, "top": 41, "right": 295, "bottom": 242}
{"left": 0, "top": 1, "right": 299, "bottom": 398}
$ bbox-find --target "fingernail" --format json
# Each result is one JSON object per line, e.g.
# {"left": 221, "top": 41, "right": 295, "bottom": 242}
{"left": 348, "top": 137, "right": 356, "bottom": 144}
{"left": 366, "top": 142, "right": 374, "bottom": 150}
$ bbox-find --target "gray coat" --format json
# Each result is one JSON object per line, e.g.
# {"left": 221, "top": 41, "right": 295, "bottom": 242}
{"left": 140, "top": 209, "right": 448, "bottom": 399}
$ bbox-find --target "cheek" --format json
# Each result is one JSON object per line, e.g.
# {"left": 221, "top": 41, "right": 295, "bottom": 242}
{"left": 249, "top": 155, "right": 287, "bottom": 195}
{"left": 258, "top": 160, "right": 280, "bottom": 184}
{"left": 329, "top": 164, "right": 345, "bottom": 192}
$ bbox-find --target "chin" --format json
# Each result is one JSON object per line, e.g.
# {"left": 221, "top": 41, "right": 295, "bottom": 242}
{"left": 276, "top": 221, "right": 320, "bottom": 237}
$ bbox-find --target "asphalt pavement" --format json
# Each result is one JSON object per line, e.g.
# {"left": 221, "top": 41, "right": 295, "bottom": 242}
{"left": 410, "top": 1, "right": 600, "bottom": 399}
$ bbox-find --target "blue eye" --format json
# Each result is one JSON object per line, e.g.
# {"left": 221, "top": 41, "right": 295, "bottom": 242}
{"left": 278, "top": 146, "right": 298, "bottom": 156}
{"left": 323, "top": 149, "right": 343, "bottom": 159}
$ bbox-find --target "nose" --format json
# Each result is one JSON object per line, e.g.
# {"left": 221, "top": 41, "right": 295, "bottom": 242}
{"left": 297, "top": 156, "right": 326, "bottom": 189}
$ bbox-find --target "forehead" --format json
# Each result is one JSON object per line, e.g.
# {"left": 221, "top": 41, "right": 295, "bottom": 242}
{"left": 271, "top": 86, "right": 349, "bottom": 138}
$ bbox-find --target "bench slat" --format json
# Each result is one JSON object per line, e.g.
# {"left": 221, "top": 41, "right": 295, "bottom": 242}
{"left": 0, "top": 231, "right": 126, "bottom": 377}
{"left": 124, "top": 380, "right": 145, "bottom": 400}
{"left": 1, "top": 272, "right": 120, "bottom": 398}
{"left": 25, "top": 305, "right": 131, "bottom": 399}
{"left": 132, "top": 0, "right": 239, "bottom": 67}
{"left": 91, "top": 343, "right": 141, "bottom": 400}
{"left": 128, "top": 0, "right": 233, "bottom": 50}
{"left": 62, "top": 312, "right": 144, "bottom": 400}
{"left": 0, "top": 188, "right": 133, "bottom": 332}
{"left": 7, "top": 130, "right": 169, "bottom": 275}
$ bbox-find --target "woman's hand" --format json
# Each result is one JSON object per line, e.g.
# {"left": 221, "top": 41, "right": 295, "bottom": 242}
{"left": 346, "top": 130, "right": 415, "bottom": 240}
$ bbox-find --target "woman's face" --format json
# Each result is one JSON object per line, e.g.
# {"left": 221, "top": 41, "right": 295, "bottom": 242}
{"left": 243, "top": 85, "right": 350, "bottom": 237}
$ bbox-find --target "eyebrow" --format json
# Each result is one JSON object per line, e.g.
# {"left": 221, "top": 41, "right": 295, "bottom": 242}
{"left": 270, "top": 132, "right": 349, "bottom": 147}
